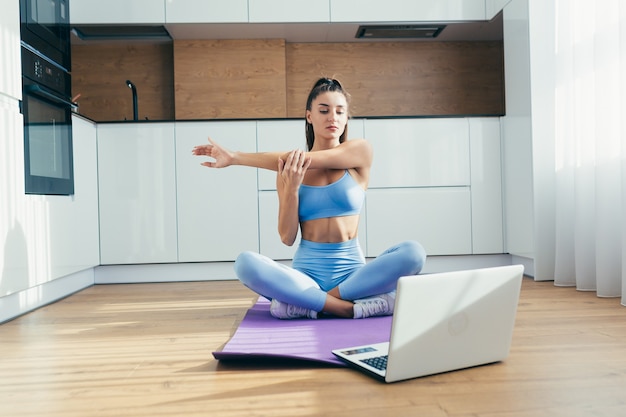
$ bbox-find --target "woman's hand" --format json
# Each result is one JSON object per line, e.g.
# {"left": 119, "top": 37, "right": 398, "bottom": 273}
{"left": 277, "top": 150, "right": 311, "bottom": 192}
{"left": 192, "top": 137, "right": 234, "bottom": 168}
{"left": 276, "top": 150, "right": 310, "bottom": 246}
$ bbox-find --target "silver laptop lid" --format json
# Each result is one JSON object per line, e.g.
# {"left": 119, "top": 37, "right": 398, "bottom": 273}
{"left": 385, "top": 264, "right": 524, "bottom": 382}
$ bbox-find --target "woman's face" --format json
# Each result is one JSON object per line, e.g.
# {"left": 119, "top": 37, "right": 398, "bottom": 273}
{"left": 306, "top": 91, "right": 348, "bottom": 145}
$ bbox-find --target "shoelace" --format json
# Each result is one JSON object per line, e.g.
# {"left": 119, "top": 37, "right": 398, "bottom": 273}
{"left": 287, "top": 304, "right": 310, "bottom": 317}
{"left": 360, "top": 299, "right": 387, "bottom": 316}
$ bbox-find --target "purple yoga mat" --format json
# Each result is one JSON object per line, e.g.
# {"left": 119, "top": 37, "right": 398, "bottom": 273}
{"left": 213, "top": 297, "right": 393, "bottom": 366}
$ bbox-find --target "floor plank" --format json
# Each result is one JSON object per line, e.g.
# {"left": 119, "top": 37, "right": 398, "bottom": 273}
{"left": 1, "top": 278, "right": 625, "bottom": 417}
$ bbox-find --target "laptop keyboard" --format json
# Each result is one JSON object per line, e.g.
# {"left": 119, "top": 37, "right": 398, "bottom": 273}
{"left": 360, "top": 355, "right": 388, "bottom": 371}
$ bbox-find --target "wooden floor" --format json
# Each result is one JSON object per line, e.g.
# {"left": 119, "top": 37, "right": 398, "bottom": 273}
{"left": 1, "top": 277, "right": 625, "bottom": 417}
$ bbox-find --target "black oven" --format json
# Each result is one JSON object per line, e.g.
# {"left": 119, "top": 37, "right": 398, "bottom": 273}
{"left": 20, "top": 0, "right": 74, "bottom": 195}
{"left": 21, "top": 46, "right": 75, "bottom": 195}
{"left": 20, "top": 0, "right": 71, "bottom": 71}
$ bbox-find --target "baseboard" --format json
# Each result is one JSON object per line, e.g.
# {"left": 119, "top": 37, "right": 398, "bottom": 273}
{"left": 94, "top": 262, "right": 239, "bottom": 284}
{"left": 0, "top": 268, "right": 95, "bottom": 324}
{"left": 510, "top": 255, "right": 535, "bottom": 278}
{"left": 94, "top": 255, "right": 516, "bottom": 284}
{"left": 421, "top": 254, "right": 515, "bottom": 273}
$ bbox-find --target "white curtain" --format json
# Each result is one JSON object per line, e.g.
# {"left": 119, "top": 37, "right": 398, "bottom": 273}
{"left": 549, "top": 0, "right": 626, "bottom": 305}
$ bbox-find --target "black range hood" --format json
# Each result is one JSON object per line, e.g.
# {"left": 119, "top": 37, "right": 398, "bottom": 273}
{"left": 72, "top": 25, "right": 171, "bottom": 41}
{"left": 355, "top": 24, "right": 446, "bottom": 39}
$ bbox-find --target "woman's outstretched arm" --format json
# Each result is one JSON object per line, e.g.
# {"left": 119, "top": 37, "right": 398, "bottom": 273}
{"left": 192, "top": 137, "right": 286, "bottom": 171}
{"left": 192, "top": 136, "right": 372, "bottom": 172}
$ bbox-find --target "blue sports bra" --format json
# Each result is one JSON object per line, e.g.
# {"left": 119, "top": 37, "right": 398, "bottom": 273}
{"left": 298, "top": 170, "right": 365, "bottom": 222}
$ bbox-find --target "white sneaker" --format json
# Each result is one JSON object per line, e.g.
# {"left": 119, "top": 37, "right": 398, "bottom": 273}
{"left": 270, "top": 299, "right": 318, "bottom": 319}
{"left": 353, "top": 292, "right": 396, "bottom": 319}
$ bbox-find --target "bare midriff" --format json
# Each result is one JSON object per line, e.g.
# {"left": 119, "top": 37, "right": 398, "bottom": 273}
{"left": 300, "top": 214, "right": 360, "bottom": 243}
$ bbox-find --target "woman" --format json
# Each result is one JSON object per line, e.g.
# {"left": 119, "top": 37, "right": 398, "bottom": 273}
{"left": 192, "top": 77, "right": 426, "bottom": 319}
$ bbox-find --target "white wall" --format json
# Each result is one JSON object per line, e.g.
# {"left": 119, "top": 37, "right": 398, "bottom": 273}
{"left": 526, "top": 0, "right": 557, "bottom": 280}
{"left": 501, "top": 0, "right": 535, "bottom": 273}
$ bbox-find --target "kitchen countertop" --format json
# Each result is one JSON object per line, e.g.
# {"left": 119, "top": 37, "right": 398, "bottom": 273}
{"left": 91, "top": 113, "right": 504, "bottom": 124}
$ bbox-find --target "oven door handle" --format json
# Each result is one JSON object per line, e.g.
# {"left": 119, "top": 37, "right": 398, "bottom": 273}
{"left": 25, "top": 84, "right": 78, "bottom": 110}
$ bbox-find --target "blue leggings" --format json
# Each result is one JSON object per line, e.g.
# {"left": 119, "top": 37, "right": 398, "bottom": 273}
{"left": 234, "top": 239, "right": 426, "bottom": 312}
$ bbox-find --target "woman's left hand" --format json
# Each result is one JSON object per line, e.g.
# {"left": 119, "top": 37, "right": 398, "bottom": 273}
{"left": 277, "top": 149, "right": 311, "bottom": 192}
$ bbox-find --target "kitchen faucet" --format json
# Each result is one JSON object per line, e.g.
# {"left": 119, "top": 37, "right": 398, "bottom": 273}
{"left": 125, "top": 80, "right": 138, "bottom": 121}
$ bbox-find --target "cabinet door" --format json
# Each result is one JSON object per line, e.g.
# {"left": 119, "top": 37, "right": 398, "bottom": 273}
{"left": 97, "top": 123, "right": 177, "bottom": 264}
{"left": 365, "top": 118, "right": 470, "bottom": 188}
{"left": 257, "top": 120, "right": 305, "bottom": 191}
{"left": 49, "top": 116, "right": 100, "bottom": 274}
{"left": 330, "top": 0, "right": 485, "bottom": 22}
{"left": 166, "top": 0, "right": 248, "bottom": 23}
{"left": 469, "top": 118, "right": 503, "bottom": 254}
{"left": 249, "top": 0, "right": 330, "bottom": 22}
{"left": 176, "top": 121, "right": 258, "bottom": 262}
{"left": 259, "top": 191, "right": 298, "bottom": 260}
{"left": 71, "top": 0, "right": 165, "bottom": 24}
{"left": 366, "top": 188, "right": 472, "bottom": 257}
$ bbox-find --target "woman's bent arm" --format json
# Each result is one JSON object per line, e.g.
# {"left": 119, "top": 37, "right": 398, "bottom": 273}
{"left": 307, "top": 139, "right": 372, "bottom": 171}
{"left": 276, "top": 150, "right": 311, "bottom": 246}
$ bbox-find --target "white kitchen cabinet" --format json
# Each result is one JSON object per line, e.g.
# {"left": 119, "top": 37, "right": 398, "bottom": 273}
{"left": 365, "top": 118, "right": 470, "bottom": 188}
{"left": 366, "top": 188, "right": 472, "bottom": 257}
{"left": 0, "top": 0, "right": 21, "bottom": 100}
{"left": 165, "top": 0, "right": 248, "bottom": 23}
{"left": 48, "top": 116, "right": 101, "bottom": 276}
{"left": 94, "top": 116, "right": 503, "bottom": 267}
{"left": 330, "top": 0, "right": 486, "bottom": 22}
{"left": 249, "top": 0, "right": 330, "bottom": 23}
{"left": 71, "top": 0, "right": 165, "bottom": 24}
{"left": 363, "top": 117, "right": 503, "bottom": 257}
{"left": 469, "top": 118, "right": 504, "bottom": 254}
{"left": 175, "top": 121, "right": 259, "bottom": 262}
{"left": 97, "top": 123, "right": 178, "bottom": 264}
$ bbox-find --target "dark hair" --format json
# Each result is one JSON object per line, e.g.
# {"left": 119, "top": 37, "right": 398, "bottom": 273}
{"left": 305, "top": 77, "right": 350, "bottom": 151}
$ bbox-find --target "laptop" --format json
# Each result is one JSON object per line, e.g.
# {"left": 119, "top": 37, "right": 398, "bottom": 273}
{"left": 332, "top": 264, "right": 524, "bottom": 383}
